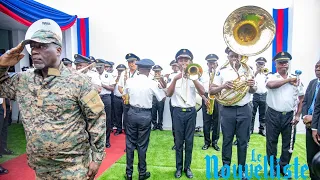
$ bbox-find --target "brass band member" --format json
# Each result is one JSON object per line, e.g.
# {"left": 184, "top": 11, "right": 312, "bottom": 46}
{"left": 251, "top": 57, "right": 268, "bottom": 136}
{"left": 118, "top": 53, "right": 140, "bottom": 135}
{"left": 124, "top": 59, "right": 165, "bottom": 180}
{"left": 113, "top": 64, "right": 127, "bottom": 136}
{"left": 61, "top": 58, "right": 74, "bottom": 71}
{"left": 302, "top": 60, "right": 320, "bottom": 180}
{"left": 167, "top": 60, "right": 180, "bottom": 150}
{"left": 167, "top": 49, "right": 205, "bottom": 178}
{"left": 265, "top": 52, "right": 304, "bottom": 177}
{"left": 151, "top": 65, "right": 167, "bottom": 130}
{"left": 199, "top": 54, "right": 220, "bottom": 151}
{"left": 209, "top": 47, "right": 256, "bottom": 179}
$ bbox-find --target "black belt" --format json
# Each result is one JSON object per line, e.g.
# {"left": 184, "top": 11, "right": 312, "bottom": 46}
{"left": 100, "top": 94, "right": 111, "bottom": 97}
{"left": 223, "top": 103, "right": 248, "bottom": 108}
{"left": 174, "top": 107, "right": 194, "bottom": 112}
{"left": 130, "top": 106, "right": 151, "bottom": 111}
{"left": 268, "top": 107, "right": 293, "bottom": 115}
{"left": 114, "top": 96, "right": 122, "bottom": 99}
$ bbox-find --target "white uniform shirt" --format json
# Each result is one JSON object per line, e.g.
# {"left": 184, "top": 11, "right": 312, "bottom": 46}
{"left": 266, "top": 73, "right": 304, "bottom": 112}
{"left": 170, "top": 77, "right": 201, "bottom": 108}
{"left": 0, "top": 98, "right": 3, "bottom": 104}
{"left": 214, "top": 64, "right": 255, "bottom": 106}
{"left": 99, "top": 72, "right": 116, "bottom": 95}
{"left": 255, "top": 72, "right": 268, "bottom": 94}
{"left": 200, "top": 70, "right": 216, "bottom": 93}
{"left": 86, "top": 70, "right": 102, "bottom": 86}
{"left": 167, "top": 72, "right": 179, "bottom": 84}
{"left": 124, "top": 74, "right": 166, "bottom": 108}
{"left": 118, "top": 69, "right": 138, "bottom": 90}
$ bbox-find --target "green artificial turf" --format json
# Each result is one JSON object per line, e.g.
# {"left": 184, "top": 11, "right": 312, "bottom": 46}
{"left": 0, "top": 123, "right": 26, "bottom": 164}
{"left": 99, "top": 130, "right": 309, "bottom": 180}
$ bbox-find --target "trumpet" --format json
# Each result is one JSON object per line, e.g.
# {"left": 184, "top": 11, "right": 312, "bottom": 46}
{"left": 185, "top": 63, "right": 203, "bottom": 80}
{"left": 261, "top": 68, "right": 269, "bottom": 74}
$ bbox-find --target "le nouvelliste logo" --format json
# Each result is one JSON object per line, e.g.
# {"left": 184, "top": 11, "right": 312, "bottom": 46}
{"left": 205, "top": 149, "right": 309, "bottom": 179}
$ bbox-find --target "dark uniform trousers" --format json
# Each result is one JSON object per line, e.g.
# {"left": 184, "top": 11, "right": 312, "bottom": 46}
{"left": 220, "top": 103, "right": 251, "bottom": 170}
{"left": 306, "top": 127, "right": 320, "bottom": 180}
{"left": 111, "top": 92, "right": 115, "bottom": 128}
{"left": 126, "top": 106, "right": 152, "bottom": 176}
{"left": 114, "top": 96, "right": 124, "bottom": 132}
{"left": 123, "top": 104, "right": 130, "bottom": 133}
{"left": 266, "top": 107, "right": 295, "bottom": 169}
{"left": 169, "top": 99, "right": 175, "bottom": 142}
{"left": 100, "top": 94, "right": 112, "bottom": 144}
{"left": 201, "top": 96, "right": 220, "bottom": 146}
{"left": 172, "top": 107, "right": 196, "bottom": 171}
{"left": 251, "top": 93, "right": 267, "bottom": 132}
{"left": 0, "top": 104, "right": 6, "bottom": 150}
{"left": 151, "top": 96, "right": 165, "bottom": 128}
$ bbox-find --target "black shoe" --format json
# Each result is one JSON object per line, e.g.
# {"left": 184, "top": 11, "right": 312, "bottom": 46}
{"left": 268, "top": 169, "right": 277, "bottom": 177}
{"left": 212, "top": 144, "right": 220, "bottom": 151}
{"left": 158, "top": 127, "right": 163, "bottom": 131}
{"left": 258, "top": 130, "right": 266, "bottom": 137}
{"left": 175, "top": 170, "right": 182, "bottom": 178}
{"left": 139, "top": 172, "right": 150, "bottom": 180}
{"left": 125, "top": 174, "right": 132, "bottom": 180}
{"left": 241, "top": 172, "right": 248, "bottom": 180}
{"left": 233, "top": 140, "right": 238, "bottom": 146}
{"left": 106, "top": 143, "right": 111, "bottom": 148}
{"left": 172, "top": 145, "right": 176, "bottom": 150}
{"left": 152, "top": 126, "right": 157, "bottom": 130}
{"left": 218, "top": 168, "right": 225, "bottom": 178}
{"left": 0, "top": 166, "right": 8, "bottom": 175}
{"left": 0, "top": 154, "right": 2, "bottom": 158}
{"left": 202, "top": 144, "right": 209, "bottom": 150}
{"left": 0, "top": 148, "right": 13, "bottom": 155}
{"left": 114, "top": 131, "right": 122, "bottom": 136}
{"left": 124, "top": 149, "right": 126, "bottom": 152}
{"left": 250, "top": 129, "right": 254, "bottom": 134}
{"left": 184, "top": 168, "right": 193, "bottom": 178}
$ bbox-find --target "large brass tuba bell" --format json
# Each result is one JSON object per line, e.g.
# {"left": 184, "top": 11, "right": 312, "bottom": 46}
{"left": 215, "top": 6, "right": 275, "bottom": 106}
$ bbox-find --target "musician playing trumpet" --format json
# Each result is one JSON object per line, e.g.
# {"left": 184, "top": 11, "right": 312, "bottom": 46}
{"left": 151, "top": 65, "right": 167, "bottom": 131}
{"left": 209, "top": 47, "right": 256, "bottom": 180}
{"left": 166, "top": 49, "right": 205, "bottom": 179}
{"left": 199, "top": 54, "right": 220, "bottom": 151}
{"left": 265, "top": 52, "right": 304, "bottom": 177}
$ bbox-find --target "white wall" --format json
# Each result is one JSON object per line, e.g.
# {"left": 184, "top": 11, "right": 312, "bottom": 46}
{"left": 34, "top": 0, "right": 318, "bottom": 132}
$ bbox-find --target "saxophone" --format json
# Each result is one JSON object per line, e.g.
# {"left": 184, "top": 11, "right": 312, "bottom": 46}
{"left": 122, "top": 69, "right": 129, "bottom": 105}
{"left": 207, "top": 70, "right": 215, "bottom": 115}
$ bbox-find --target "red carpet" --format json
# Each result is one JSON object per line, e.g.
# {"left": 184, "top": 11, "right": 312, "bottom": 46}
{"left": 0, "top": 133, "right": 126, "bottom": 180}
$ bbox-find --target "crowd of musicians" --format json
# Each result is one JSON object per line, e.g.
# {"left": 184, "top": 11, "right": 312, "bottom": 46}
{"left": 59, "top": 47, "right": 319, "bottom": 180}
{"left": 0, "top": 19, "right": 320, "bottom": 180}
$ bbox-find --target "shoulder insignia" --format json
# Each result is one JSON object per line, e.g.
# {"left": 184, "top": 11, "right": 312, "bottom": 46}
{"left": 105, "top": 74, "right": 108, "bottom": 78}
{"left": 216, "top": 71, "right": 220, "bottom": 76}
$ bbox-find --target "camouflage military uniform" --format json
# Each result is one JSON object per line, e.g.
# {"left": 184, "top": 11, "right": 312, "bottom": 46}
{"left": 0, "top": 63, "right": 106, "bottom": 179}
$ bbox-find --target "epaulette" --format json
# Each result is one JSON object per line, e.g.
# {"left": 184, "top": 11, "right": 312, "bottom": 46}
{"left": 219, "top": 66, "right": 227, "bottom": 70}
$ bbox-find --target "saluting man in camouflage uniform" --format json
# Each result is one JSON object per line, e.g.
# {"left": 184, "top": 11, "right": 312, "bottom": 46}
{"left": 0, "top": 20, "right": 106, "bottom": 180}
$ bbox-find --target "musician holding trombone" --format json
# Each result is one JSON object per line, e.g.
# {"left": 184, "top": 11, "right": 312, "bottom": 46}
{"left": 265, "top": 52, "right": 304, "bottom": 177}
{"left": 166, "top": 49, "right": 205, "bottom": 179}
{"left": 209, "top": 47, "right": 256, "bottom": 179}
{"left": 199, "top": 54, "right": 220, "bottom": 151}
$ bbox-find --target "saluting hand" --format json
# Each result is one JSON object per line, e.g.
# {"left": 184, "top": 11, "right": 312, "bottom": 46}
{"left": 0, "top": 42, "right": 25, "bottom": 67}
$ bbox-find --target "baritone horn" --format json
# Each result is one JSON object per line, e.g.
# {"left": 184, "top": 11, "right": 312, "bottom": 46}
{"left": 215, "top": 5, "right": 275, "bottom": 106}
{"left": 207, "top": 70, "right": 216, "bottom": 115}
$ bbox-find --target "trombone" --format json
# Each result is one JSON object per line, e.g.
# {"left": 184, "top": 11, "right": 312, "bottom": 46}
{"left": 184, "top": 63, "right": 203, "bottom": 80}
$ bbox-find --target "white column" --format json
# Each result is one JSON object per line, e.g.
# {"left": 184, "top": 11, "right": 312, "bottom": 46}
{"left": 64, "top": 23, "right": 78, "bottom": 61}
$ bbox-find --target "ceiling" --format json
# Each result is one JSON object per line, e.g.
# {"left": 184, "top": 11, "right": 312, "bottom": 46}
{"left": 0, "top": 12, "right": 28, "bottom": 31}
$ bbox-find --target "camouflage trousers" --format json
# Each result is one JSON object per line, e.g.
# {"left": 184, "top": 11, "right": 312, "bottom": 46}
{"left": 35, "top": 162, "right": 89, "bottom": 180}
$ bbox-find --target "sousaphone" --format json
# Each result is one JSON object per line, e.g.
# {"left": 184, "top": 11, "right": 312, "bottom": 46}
{"left": 215, "top": 6, "right": 276, "bottom": 106}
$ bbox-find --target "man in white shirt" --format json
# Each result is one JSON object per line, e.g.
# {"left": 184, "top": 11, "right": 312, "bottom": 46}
{"left": 113, "top": 64, "right": 127, "bottom": 136}
{"left": 251, "top": 57, "right": 268, "bottom": 136}
{"left": 209, "top": 47, "right": 256, "bottom": 180}
{"left": 166, "top": 60, "right": 180, "bottom": 150}
{"left": 166, "top": 49, "right": 205, "bottom": 179}
{"left": 151, "top": 65, "right": 167, "bottom": 131}
{"left": 61, "top": 58, "right": 74, "bottom": 71}
{"left": 96, "top": 59, "right": 115, "bottom": 148}
{"left": 123, "top": 59, "right": 165, "bottom": 180}
{"left": 265, "top": 51, "right": 304, "bottom": 178}
{"left": 199, "top": 54, "right": 220, "bottom": 151}
{"left": 118, "top": 53, "right": 140, "bottom": 135}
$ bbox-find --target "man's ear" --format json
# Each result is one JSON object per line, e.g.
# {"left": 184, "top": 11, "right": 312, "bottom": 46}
{"left": 56, "top": 46, "right": 62, "bottom": 56}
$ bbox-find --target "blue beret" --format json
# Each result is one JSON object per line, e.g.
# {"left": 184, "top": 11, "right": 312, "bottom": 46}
{"left": 256, "top": 57, "right": 267, "bottom": 63}
{"left": 116, "top": 64, "right": 127, "bottom": 70}
{"left": 175, "top": 49, "right": 193, "bottom": 61}
{"left": 273, "top": 52, "right": 292, "bottom": 62}
{"left": 152, "top": 65, "right": 163, "bottom": 71}
{"left": 74, "top": 54, "right": 91, "bottom": 64}
{"left": 205, "top": 54, "right": 219, "bottom": 61}
{"left": 62, "top": 58, "right": 72, "bottom": 64}
{"left": 125, "top": 53, "right": 140, "bottom": 62}
{"left": 136, "top": 59, "right": 155, "bottom": 68}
